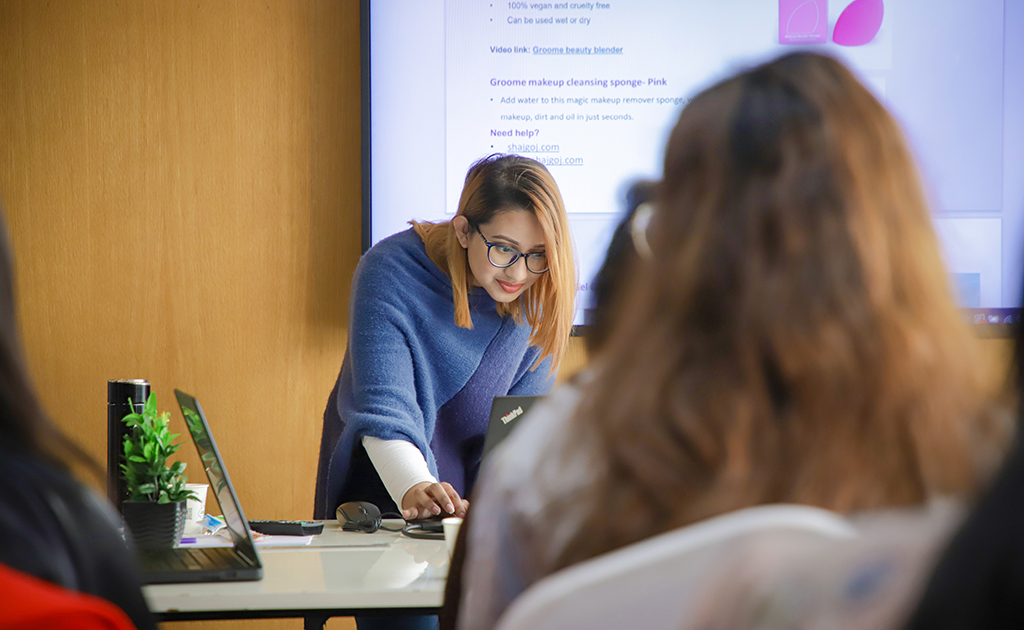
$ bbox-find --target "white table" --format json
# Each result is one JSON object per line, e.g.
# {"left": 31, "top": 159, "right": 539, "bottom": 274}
{"left": 143, "top": 520, "right": 449, "bottom": 628}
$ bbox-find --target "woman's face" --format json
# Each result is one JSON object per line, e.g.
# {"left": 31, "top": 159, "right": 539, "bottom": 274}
{"left": 455, "top": 208, "right": 547, "bottom": 304}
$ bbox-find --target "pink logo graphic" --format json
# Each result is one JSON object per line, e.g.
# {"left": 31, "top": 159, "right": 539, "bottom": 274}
{"left": 779, "top": 0, "right": 828, "bottom": 45}
{"left": 832, "top": 0, "right": 884, "bottom": 46}
{"left": 779, "top": 0, "right": 883, "bottom": 47}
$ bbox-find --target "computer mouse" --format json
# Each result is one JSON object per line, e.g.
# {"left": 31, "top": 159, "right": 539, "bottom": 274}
{"left": 337, "top": 501, "right": 382, "bottom": 533}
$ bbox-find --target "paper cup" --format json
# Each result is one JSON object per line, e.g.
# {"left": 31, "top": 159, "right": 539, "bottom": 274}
{"left": 183, "top": 483, "right": 209, "bottom": 535}
{"left": 442, "top": 517, "right": 463, "bottom": 557}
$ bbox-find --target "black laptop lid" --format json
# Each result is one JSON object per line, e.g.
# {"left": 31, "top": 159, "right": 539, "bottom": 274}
{"left": 482, "top": 395, "right": 541, "bottom": 461}
{"left": 174, "top": 389, "right": 260, "bottom": 562}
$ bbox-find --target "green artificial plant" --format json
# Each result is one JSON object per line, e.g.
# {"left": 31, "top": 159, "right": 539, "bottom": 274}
{"left": 121, "top": 392, "right": 197, "bottom": 504}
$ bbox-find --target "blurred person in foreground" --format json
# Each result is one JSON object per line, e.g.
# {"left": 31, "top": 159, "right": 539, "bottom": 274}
{"left": 0, "top": 200, "right": 155, "bottom": 629}
{"left": 452, "top": 51, "right": 1008, "bottom": 629}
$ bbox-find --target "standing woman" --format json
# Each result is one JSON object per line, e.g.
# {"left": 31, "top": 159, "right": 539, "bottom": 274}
{"left": 314, "top": 154, "right": 575, "bottom": 527}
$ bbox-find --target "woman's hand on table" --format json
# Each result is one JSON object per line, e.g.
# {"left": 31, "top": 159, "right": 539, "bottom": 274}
{"left": 401, "top": 481, "right": 468, "bottom": 519}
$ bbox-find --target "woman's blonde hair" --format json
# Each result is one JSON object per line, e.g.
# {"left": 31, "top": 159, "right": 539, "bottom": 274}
{"left": 413, "top": 154, "right": 576, "bottom": 373}
{"left": 546, "top": 52, "right": 1004, "bottom": 571}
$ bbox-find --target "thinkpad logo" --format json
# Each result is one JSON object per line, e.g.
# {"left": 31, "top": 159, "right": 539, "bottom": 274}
{"left": 501, "top": 406, "right": 524, "bottom": 425}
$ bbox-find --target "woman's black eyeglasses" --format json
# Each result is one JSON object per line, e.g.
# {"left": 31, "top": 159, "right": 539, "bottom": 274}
{"left": 474, "top": 225, "right": 549, "bottom": 274}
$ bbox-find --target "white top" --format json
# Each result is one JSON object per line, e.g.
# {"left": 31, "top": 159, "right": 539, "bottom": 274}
{"left": 487, "top": 501, "right": 963, "bottom": 630}
{"left": 675, "top": 503, "right": 963, "bottom": 630}
{"left": 362, "top": 436, "right": 438, "bottom": 510}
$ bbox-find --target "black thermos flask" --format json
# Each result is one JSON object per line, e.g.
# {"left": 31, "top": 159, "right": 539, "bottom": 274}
{"left": 107, "top": 379, "right": 150, "bottom": 512}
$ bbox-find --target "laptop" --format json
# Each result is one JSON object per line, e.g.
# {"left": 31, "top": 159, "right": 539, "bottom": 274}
{"left": 135, "top": 389, "right": 263, "bottom": 584}
{"left": 481, "top": 395, "right": 542, "bottom": 462}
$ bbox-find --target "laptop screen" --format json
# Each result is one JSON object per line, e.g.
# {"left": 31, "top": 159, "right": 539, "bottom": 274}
{"left": 175, "top": 389, "right": 257, "bottom": 556}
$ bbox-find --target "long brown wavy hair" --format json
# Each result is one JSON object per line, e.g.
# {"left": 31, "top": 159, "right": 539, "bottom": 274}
{"left": 546, "top": 52, "right": 1004, "bottom": 571}
{"left": 414, "top": 154, "right": 576, "bottom": 373}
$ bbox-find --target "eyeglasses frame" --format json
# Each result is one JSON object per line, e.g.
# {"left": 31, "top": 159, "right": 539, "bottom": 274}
{"left": 473, "top": 225, "right": 549, "bottom": 274}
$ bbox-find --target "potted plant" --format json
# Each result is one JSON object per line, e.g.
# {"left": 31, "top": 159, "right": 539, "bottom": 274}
{"left": 120, "top": 392, "right": 197, "bottom": 550}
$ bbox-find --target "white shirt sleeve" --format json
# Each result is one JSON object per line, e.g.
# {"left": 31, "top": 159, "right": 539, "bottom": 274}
{"left": 362, "top": 436, "right": 438, "bottom": 510}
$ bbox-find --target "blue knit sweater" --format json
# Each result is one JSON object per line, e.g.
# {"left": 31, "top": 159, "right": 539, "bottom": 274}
{"left": 314, "top": 229, "right": 555, "bottom": 518}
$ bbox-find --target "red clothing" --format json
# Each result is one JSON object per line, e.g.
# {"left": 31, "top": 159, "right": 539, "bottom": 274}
{"left": 0, "top": 562, "right": 135, "bottom": 630}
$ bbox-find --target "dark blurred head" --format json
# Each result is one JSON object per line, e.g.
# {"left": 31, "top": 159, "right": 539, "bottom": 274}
{"left": 585, "top": 179, "right": 657, "bottom": 354}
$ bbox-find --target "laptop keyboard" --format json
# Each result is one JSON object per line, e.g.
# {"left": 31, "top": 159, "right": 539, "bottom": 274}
{"left": 141, "top": 546, "right": 249, "bottom": 571}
